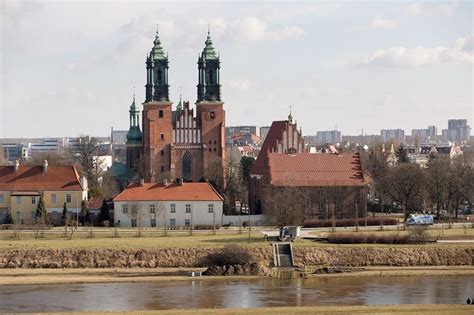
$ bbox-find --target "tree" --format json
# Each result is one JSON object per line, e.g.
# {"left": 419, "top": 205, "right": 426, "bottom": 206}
{"left": 386, "top": 163, "right": 426, "bottom": 220}
{"left": 98, "top": 199, "right": 110, "bottom": 225}
{"left": 79, "top": 199, "right": 90, "bottom": 226}
{"left": 62, "top": 202, "right": 69, "bottom": 226}
{"left": 70, "top": 136, "right": 107, "bottom": 190}
{"left": 26, "top": 152, "right": 71, "bottom": 166}
{"left": 35, "top": 195, "right": 48, "bottom": 224}
{"left": 0, "top": 144, "right": 6, "bottom": 165}
{"left": 362, "top": 148, "right": 390, "bottom": 214}
{"left": 262, "top": 187, "right": 307, "bottom": 236}
{"left": 240, "top": 156, "right": 255, "bottom": 188}
{"left": 3, "top": 210, "right": 13, "bottom": 224}
{"left": 425, "top": 156, "right": 450, "bottom": 218}
{"left": 396, "top": 144, "right": 409, "bottom": 163}
{"left": 204, "top": 157, "right": 225, "bottom": 192}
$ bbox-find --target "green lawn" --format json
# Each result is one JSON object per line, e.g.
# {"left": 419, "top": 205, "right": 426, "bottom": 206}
{"left": 310, "top": 227, "right": 474, "bottom": 240}
{"left": 0, "top": 232, "right": 274, "bottom": 250}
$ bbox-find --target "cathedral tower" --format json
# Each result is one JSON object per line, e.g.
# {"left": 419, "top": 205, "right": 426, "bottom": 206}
{"left": 142, "top": 29, "right": 173, "bottom": 180}
{"left": 146, "top": 28, "right": 169, "bottom": 102}
{"left": 126, "top": 93, "right": 142, "bottom": 169}
{"left": 196, "top": 29, "right": 225, "bottom": 177}
{"left": 197, "top": 29, "right": 221, "bottom": 102}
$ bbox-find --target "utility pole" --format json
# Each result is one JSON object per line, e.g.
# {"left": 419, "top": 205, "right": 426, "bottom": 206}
{"left": 248, "top": 207, "right": 251, "bottom": 243}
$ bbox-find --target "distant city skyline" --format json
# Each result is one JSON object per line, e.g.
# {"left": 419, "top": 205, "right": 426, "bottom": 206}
{"left": 1, "top": 1, "right": 473, "bottom": 138}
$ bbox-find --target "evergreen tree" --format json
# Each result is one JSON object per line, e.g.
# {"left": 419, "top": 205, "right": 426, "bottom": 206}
{"left": 396, "top": 144, "right": 409, "bottom": 163}
{"left": 3, "top": 210, "right": 13, "bottom": 224}
{"left": 62, "top": 202, "right": 69, "bottom": 226}
{"left": 79, "top": 199, "right": 88, "bottom": 225}
{"left": 35, "top": 195, "right": 48, "bottom": 223}
{"left": 98, "top": 199, "right": 110, "bottom": 223}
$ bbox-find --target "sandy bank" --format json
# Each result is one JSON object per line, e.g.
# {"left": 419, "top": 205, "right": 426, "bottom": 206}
{"left": 1, "top": 266, "right": 473, "bottom": 286}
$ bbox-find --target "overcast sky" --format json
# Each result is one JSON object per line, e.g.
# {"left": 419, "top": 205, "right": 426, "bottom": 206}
{"left": 1, "top": 0, "right": 473, "bottom": 138}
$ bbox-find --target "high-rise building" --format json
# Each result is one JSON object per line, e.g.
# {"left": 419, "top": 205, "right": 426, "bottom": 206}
{"left": 259, "top": 126, "right": 271, "bottom": 142}
{"left": 126, "top": 29, "right": 225, "bottom": 182}
{"left": 316, "top": 130, "right": 342, "bottom": 144}
{"left": 381, "top": 129, "right": 405, "bottom": 143}
{"left": 443, "top": 119, "right": 471, "bottom": 142}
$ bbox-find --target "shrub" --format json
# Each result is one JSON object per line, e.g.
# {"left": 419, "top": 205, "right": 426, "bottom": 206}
{"left": 193, "top": 224, "right": 221, "bottom": 230}
{"left": 201, "top": 245, "right": 253, "bottom": 266}
{"left": 327, "top": 233, "right": 411, "bottom": 244}
{"left": 303, "top": 217, "right": 398, "bottom": 228}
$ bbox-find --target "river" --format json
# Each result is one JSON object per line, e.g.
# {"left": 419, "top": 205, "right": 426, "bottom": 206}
{"left": 0, "top": 276, "right": 472, "bottom": 312}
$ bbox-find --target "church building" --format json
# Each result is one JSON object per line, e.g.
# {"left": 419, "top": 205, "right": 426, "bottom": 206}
{"left": 126, "top": 29, "right": 225, "bottom": 183}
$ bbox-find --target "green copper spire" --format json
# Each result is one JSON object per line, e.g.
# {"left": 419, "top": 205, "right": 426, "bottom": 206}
{"left": 150, "top": 25, "right": 166, "bottom": 60}
{"left": 201, "top": 26, "right": 218, "bottom": 60}
{"left": 127, "top": 90, "right": 142, "bottom": 144}
{"left": 176, "top": 93, "right": 183, "bottom": 113}
{"left": 129, "top": 90, "right": 137, "bottom": 113}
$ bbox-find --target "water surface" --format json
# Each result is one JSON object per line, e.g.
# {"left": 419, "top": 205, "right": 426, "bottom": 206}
{"left": 0, "top": 276, "right": 472, "bottom": 312}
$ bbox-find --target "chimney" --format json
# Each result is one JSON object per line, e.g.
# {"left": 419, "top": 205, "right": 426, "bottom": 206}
{"left": 163, "top": 178, "right": 168, "bottom": 187}
{"left": 43, "top": 160, "right": 48, "bottom": 174}
{"left": 140, "top": 179, "right": 145, "bottom": 187}
{"left": 14, "top": 160, "right": 19, "bottom": 173}
{"left": 178, "top": 178, "right": 183, "bottom": 186}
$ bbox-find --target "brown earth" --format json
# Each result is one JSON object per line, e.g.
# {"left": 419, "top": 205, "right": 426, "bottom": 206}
{"left": 202, "top": 263, "right": 271, "bottom": 276}
{"left": 0, "top": 247, "right": 472, "bottom": 268}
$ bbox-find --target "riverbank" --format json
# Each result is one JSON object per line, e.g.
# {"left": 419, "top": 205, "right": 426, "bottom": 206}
{"left": 13, "top": 305, "right": 474, "bottom": 314}
{"left": 1, "top": 246, "right": 473, "bottom": 268}
{"left": 1, "top": 266, "right": 474, "bottom": 285}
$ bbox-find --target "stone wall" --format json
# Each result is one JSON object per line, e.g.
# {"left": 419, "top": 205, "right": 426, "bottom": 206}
{"left": 0, "top": 247, "right": 472, "bottom": 268}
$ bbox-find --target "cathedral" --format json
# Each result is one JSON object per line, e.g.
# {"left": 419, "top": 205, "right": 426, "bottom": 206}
{"left": 126, "top": 29, "right": 225, "bottom": 182}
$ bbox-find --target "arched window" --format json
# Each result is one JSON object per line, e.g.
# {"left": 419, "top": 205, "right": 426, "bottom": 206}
{"left": 183, "top": 151, "right": 192, "bottom": 180}
{"left": 208, "top": 69, "right": 214, "bottom": 84}
{"left": 157, "top": 69, "right": 162, "bottom": 84}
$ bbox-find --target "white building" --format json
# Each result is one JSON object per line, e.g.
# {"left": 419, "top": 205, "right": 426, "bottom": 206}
{"left": 113, "top": 182, "right": 223, "bottom": 228}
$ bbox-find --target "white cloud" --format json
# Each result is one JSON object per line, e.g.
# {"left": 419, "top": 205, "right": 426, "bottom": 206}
{"left": 371, "top": 17, "right": 396, "bottom": 30}
{"left": 360, "top": 35, "right": 474, "bottom": 67}
{"left": 228, "top": 79, "right": 251, "bottom": 90}
{"left": 229, "top": 16, "right": 305, "bottom": 42}
{"left": 407, "top": 0, "right": 459, "bottom": 16}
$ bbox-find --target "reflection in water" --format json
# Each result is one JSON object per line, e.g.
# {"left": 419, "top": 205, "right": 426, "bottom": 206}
{"left": 0, "top": 276, "right": 472, "bottom": 312}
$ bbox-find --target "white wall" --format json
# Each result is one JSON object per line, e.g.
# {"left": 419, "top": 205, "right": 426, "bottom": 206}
{"left": 114, "top": 200, "right": 223, "bottom": 228}
{"left": 222, "top": 214, "right": 264, "bottom": 226}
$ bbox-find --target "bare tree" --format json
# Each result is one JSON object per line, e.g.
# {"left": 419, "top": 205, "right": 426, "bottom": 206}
{"left": 0, "top": 143, "right": 6, "bottom": 165}
{"left": 426, "top": 156, "right": 450, "bottom": 218}
{"left": 386, "top": 163, "right": 426, "bottom": 220}
{"left": 148, "top": 201, "right": 165, "bottom": 230}
{"left": 204, "top": 157, "right": 225, "bottom": 192}
{"left": 26, "top": 152, "right": 71, "bottom": 166}
{"left": 125, "top": 202, "right": 148, "bottom": 237}
{"left": 70, "top": 135, "right": 106, "bottom": 190}
{"left": 262, "top": 187, "right": 307, "bottom": 236}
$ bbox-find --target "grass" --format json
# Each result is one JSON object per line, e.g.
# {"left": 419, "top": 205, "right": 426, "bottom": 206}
{"left": 39, "top": 305, "right": 474, "bottom": 315}
{"left": 0, "top": 231, "right": 270, "bottom": 250}
{"left": 0, "top": 229, "right": 474, "bottom": 250}
{"left": 310, "top": 227, "right": 474, "bottom": 240}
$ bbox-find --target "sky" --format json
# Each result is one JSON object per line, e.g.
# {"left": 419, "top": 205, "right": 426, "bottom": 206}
{"left": 1, "top": 0, "right": 473, "bottom": 138}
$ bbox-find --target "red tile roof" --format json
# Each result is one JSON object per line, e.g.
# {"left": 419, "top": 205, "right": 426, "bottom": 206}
{"left": 251, "top": 121, "right": 287, "bottom": 175}
{"left": 0, "top": 165, "right": 84, "bottom": 191}
{"left": 113, "top": 182, "right": 224, "bottom": 202}
{"left": 267, "top": 153, "right": 366, "bottom": 187}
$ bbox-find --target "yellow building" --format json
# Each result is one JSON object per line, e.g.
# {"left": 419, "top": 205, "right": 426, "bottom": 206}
{"left": 0, "top": 161, "right": 88, "bottom": 225}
